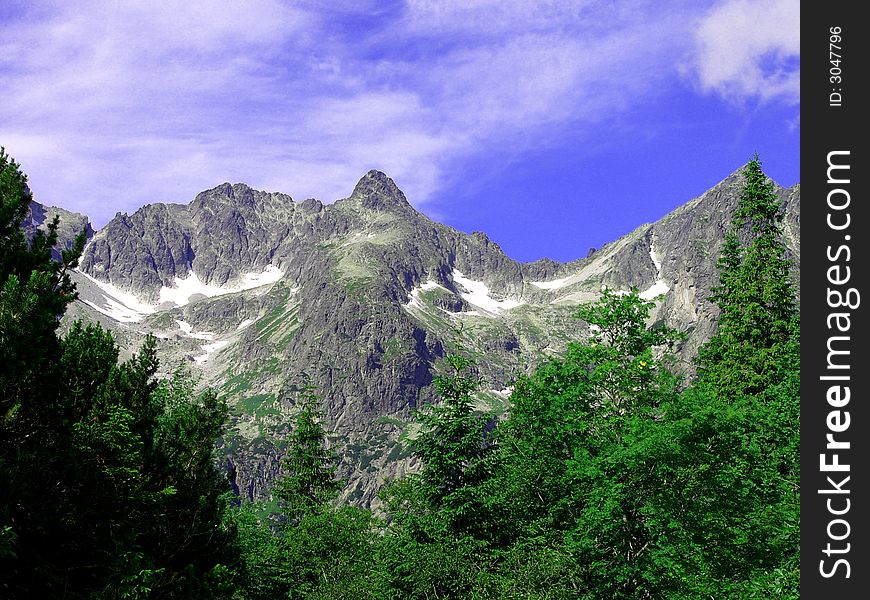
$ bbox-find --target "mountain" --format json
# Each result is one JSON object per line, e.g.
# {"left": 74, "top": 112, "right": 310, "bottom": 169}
{"left": 24, "top": 200, "right": 94, "bottom": 261}
{"left": 51, "top": 167, "right": 799, "bottom": 506}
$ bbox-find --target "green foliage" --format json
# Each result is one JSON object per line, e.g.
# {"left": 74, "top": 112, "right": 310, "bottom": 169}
{"left": 6, "top": 328, "right": 236, "bottom": 598}
{"left": 686, "top": 156, "right": 800, "bottom": 597}
{"left": 0, "top": 147, "right": 86, "bottom": 424}
{"left": 282, "top": 506, "right": 384, "bottom": 598}
{"left": 0, "top": 150, "right": 235, "bottom": 598}
{"left": 231, "top": 499, "right": 388, "bottom": 599}
{"left": 381, "top": 337, "right": 499, "bottom": 559}
{"left": 698, "top": 155, "right": 798, "bottom": 398}
{"left": 375, "top": 525, "right": 494, "bottom": 599}
{"left": 233, "top": 387, "right": 385, "bottom": 599}
{"left": 486, "top": 290, "right": 683, "bottom": 596}
{"left": 230, "top": 503, "right": 293, "bottom": 599}
{"left": 573, "top": 288, "right": 682, "bottom": 414}
{"left": 273, "top": 391, "right": 341, "bottom": 523}
{"left": 415, "top": 350, "right": 493, "bottom": 509}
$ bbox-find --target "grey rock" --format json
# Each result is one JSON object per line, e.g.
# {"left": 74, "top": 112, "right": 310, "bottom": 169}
{"left": 25, "top": 200, "right": 93, "bottom": 261}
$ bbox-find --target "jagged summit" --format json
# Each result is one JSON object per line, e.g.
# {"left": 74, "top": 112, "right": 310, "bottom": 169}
{"left": 350, "top": 170, "right": 412, "bottom": 211}
{"left": 191, "top": 182, "right": 293, "bottom": 210}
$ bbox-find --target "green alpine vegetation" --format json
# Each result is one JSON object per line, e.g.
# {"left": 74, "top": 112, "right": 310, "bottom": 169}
{"left": 1, "top": 150, "right": 798, "bottom": 598}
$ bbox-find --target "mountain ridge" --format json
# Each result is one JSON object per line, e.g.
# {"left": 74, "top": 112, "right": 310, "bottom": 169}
{"left": 40, "top": 165, "right": 798, "bottom": 506}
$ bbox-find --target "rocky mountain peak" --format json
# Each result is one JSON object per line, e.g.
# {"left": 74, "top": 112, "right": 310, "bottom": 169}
{"left": 300, "top": 198, "right": 323, "bottom": 214}
{"left": 470, "top": 231, "right": 497, "bottom": 247}
{"left": 25, "top": 200, "right": 93, "bottom": 261}
{"left": 350, "top": 170, "right": 412, "bottom": 211}
{"left": 192, "top": 182, "right": 264, "bottom": 210}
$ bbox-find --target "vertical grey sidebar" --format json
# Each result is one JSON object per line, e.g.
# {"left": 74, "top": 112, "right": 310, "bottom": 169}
{"left": 801, "top": 1, "right": 869, "bottom": 597}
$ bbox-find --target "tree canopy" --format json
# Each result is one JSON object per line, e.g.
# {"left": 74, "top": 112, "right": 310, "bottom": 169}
{"left": 1, "top": 149, "right": 235, "bottom": 598}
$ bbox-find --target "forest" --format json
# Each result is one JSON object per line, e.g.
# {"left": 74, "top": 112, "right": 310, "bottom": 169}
{"left": 0, "top": 148, "right": 799, "bottom": 599}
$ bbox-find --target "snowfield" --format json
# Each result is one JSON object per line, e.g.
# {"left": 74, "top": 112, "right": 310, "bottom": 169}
{"left": 159, "top": 266, "right": 284, "bottom": 307}
{"left": 75, "top": 265, "right": 284, "bottom": 322}
{"left": 452, "top": 270, "right": 522, "bottom": 314}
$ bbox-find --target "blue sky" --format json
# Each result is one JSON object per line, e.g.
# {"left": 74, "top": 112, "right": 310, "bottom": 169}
{"left": 0, "top": 0, "right": 799, "bottom": 262}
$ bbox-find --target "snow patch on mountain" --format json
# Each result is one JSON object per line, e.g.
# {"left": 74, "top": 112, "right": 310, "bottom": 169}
{"left": 640, "top": 241, "right": 670, "bottom": 300}
{"left": 76, "top": 265, "right": 284, "bottom": 321}
{"left": 639, "top": 280, "right": 670, "bottom": 300}
{"left": 452, "top": 270, "right": 522, "bottom": 314}
{"left": 76, "top": 270, "right": 157, "bottom": 322}
{"left": 80, "top": 298, "right": 144, "bottom": 323}
{"left": 237, "top": 319, "right": 255, "bottom": 331}
{"left": 159, "top": 266, "right": 284, "bottom": 307}
{"left": 175, "top": 320, "right": 215, "bottom": 340}
{"left": 529, "top": 275, "right": 573, "bottom": 290}
{"left": 649, "top": 245, "right": 663, "bottom": 272}
{"left": 193, "top": 340, "right": 230, "bottom": 365}
{"left": 404, "top": 280, "right": 448, "bottom": 310}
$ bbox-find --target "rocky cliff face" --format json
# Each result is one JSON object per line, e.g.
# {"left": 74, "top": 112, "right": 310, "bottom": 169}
{"left": 59, "top": 166, "right": 799, "bottom": 507}
{"left": 25, "top": 200, "right": 94, "bottom": 261}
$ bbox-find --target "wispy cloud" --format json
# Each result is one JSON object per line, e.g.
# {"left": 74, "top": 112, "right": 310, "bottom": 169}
{"left": 692, "top": 0, "right": 799, "bottom": 104}
{"left": 0, "top": 1, "right": 797, "bottom": 229}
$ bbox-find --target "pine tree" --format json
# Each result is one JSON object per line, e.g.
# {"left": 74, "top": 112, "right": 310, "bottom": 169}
{"left": 274, "top": 391, "right": 341, "bottom": 523}
{"left": 1, "top": 148, "right": 88, "bottom": 593}
{"left": 683, "top": 155, "right": 800, "bottom": 596}
{"left": 383, "top": 330, "right": 497, "bottom": 546}
{"left": 1, "top": 151, "right": 237, "bottom": 597}
{"left": 0, "top": 147, "right": 86, "bottom": 423}
{"left": 697, "top": 155, "right": 798, "bottom": 397}
{"left": 378, "top": 341, "right": 496, "bottom": 598}
{"left": 415, "top": 350, "right": 490, "bottom": 506}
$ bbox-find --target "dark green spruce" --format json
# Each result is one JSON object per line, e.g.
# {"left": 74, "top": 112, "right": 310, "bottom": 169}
{"left": 1, "top": 149, "right": 236, "bottom": 598}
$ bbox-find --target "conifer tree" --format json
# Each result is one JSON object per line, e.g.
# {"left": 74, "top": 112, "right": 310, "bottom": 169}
{"left": 377, "top": 343, "right": 496, "bottom": 598}
{"left": 1, "top": 148, "right": 87, "bottom": 590}
{"left": 1, "top": 150, "right": 236, "bottom": 598}
{"left": 415, "top": 350, "right": 490, "bottom": 506}
{"left": 681, "top": 155, "right": 800, "bottom": 595}
{"left": 389, "top": 330, "right": 497, "bottom": 544}
{"left": 0, "top": 147, "right": 86, "bottom": 422}
{"left": 274, "top": 391, "right": 341, "bottom": 522}
{"left": 697, "top": 155, "right": 798, "bottom": 397}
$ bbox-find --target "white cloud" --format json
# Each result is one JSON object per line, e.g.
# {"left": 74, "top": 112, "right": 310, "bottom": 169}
{"left": 0, "top": 1, "right": 776, "bottom": 229}
{"left": 693, "top": 0, "right": 799, "bottom": 104}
